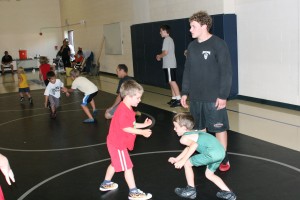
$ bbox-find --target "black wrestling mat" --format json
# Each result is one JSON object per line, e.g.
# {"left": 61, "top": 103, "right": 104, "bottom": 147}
{"left": 0, "top": 90, "right": 300, "bottom": 200}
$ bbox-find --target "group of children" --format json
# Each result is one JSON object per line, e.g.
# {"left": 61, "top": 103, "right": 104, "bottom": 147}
{"left": 17, "top": 56, "right": 98, "bottom": 122}
{"left": 98, "top": 78, "right": 237, "bottom": 200}
{"left": 14, "top": 57, "right": 237, "bottom": 199}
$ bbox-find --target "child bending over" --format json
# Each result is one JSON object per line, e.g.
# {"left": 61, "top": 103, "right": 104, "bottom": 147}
{"left": 169, "top": 112, "right": 237, "bottom": 200}
{"left": 62, "top": 69, "right": 98, "bottom": 123}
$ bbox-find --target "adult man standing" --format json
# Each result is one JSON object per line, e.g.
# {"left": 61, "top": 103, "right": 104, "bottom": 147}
{"left": 181, "top": 11, "right": 232, "bottom": 171}
{"left": 57, "top": 38, "right": 71, "bottom": 70}
{"left": 1, "top": 51, "right": 14, "bottom": 75}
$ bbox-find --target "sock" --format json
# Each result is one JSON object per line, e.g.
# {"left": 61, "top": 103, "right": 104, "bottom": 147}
{"left": 102, "top": 180, "right": 111, "bottom": 185}
{"left": 222, "top": 152, "right": 229, "bottom": 164}
{"left": 175, "top": 96, "right": 181, "bottom": 100}
{"left": 172, "top": 97, "right": 176, "bottom": 100}
{"left": 129, "top": 187, "right": 138, "bottom": 193}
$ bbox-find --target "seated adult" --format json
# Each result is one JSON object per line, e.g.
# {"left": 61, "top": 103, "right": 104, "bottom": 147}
{"left": 1, "top": 51, "right": 14, "bottom": 75}
{"left": 72, "top": 48, "right": 84, "bottom": 69}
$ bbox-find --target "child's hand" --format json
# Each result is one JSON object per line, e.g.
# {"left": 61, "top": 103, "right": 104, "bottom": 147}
{"left": 174, "top": 159, "right": 185, "bottom": 169}
{"left": 168, "top": 157, "right": 177, "bottom": 164}
{"left": 61, "top": 87, "right": 67, "bottom": 93}
{"left": 143, "top": 118, "right": 152, "bottom": 127}
{"left": 156, "top": 55, "right": 161, "bottom": 61}
{"left": 141, "top": 129, "right": 152, "bottom": 138}
{"left": 0, "top": 154, "right": 15, "bottom": 185}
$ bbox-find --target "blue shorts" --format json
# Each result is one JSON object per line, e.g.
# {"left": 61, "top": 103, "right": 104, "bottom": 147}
{"left": 190, "top": 101, "right": 229, "bottom": 133}
{"left": 81, "top": 91, "right": 98, "bottom": 106}
{"left": 19, "top": 87, "right": 30, "bottom": 93}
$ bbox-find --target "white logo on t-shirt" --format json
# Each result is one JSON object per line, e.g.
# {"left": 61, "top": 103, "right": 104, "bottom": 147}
{"left": 202, "top": 51, "right": 211, "bottom": 59}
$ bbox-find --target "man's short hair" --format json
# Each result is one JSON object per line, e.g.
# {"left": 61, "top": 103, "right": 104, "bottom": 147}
{"left": 118, "top": 64, "right": 128, "bottom": 73}
{"left": 160, "top": 24, "right": 171, "bottom": 34}
{"left": 189, "top": 11, "right": 212, "bottom": 31}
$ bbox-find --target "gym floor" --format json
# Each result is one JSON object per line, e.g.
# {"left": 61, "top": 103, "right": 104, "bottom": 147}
{"left": 0, "top": 72, "right": 300, "bottom": 200}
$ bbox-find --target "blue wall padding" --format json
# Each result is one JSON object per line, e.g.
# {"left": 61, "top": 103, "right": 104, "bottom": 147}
{"left": 131, "top": 14, "right": 238, "bottom": 98}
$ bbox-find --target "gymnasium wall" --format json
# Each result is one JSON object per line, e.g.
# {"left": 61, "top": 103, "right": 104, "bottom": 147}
{"left": 131, "top": 14, "right": 238, "bottom": 98}
{"left": 58, "top": 0, "right": 227, "bottom": 77}
{"left": 235, "top": 0, "right": 300, "bottom": 106}
{"left": 0, "top": 0, "right": 62, "bottom": 62}
{"left": 1, "top": 0, "right": 299, "bottom": 106}
{"left": 59, "top": 0, "right": 300, "bottom": 106}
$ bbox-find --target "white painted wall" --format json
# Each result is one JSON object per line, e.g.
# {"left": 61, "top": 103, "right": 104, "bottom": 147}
{"left": 236, "top": 0, "right": 300, "bottom": 105}
{"left": 58, "top": 0, "right": 225, "bottom": 76}
{"left": 1, "top": 0, "right": 299, "bottom": 106}
{"left": 0, "top": 0, "right": 62, "bottom": 63}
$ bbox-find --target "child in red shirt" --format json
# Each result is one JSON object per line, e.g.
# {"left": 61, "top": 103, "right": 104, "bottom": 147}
{"left": 100, "top": 80, "right": 153, "bottom": 200}
{"left": 38, "top": 56, "right": 52, "bottom": 86}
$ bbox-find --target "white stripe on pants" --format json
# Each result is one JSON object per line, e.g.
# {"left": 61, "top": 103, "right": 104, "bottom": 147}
{"left": 118, "top": 149, "right": 127, "bottom": 171}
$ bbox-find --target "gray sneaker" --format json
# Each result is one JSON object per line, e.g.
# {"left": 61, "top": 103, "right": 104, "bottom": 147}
{"left": 128, "top": 189, "right": 152, "bottom": 200}
{"left": 99, "top": 181, "right": 118, "bottom": 191}
{"left": 174, "top": 185, "right": 196, "bottom": 199}
{"left": 216, "top": 190, "right": 237, "bottom": 200}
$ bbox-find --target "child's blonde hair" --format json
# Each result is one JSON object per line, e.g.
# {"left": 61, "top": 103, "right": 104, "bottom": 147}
{"left": 173, "top": 112, "right": 195, "bottom": 130}
{"left": 70, "top": 69, "right": 80, "bottom": 78}
{"left": 120, "top": 79, "right": 143, "bottom": 98}
{"left": 17, "top": 67, "right": 25, "bottom": 74}
{"left": 39, "top": 56, "right": 49, "bottom": 64}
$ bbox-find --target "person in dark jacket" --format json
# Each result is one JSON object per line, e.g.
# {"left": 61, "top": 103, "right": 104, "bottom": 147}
{"left": 181, "top": 11, "right": 232, "bottom": 172}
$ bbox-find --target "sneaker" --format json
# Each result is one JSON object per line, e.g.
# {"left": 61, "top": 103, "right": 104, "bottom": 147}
{"left": 29, "top": 98, "right": 33, "bottom": 104}
{"left": 20, "top": 97, "right": 24, "bottom": 102}
{"left": 50, "top": 113, "right": 56, "bottom": 119}
{"left": 50, "top": 110, "right": 56, "bottom": 119}
{"left": 216, "top": 190, "right": 237, "bottom": 200}
{"left": 83, "top": 118, "right": 95, "bottom": 123}
{"left": 174, "top": 185, "right": 196, "bottom": 199}
{"left": 99, "top": 182, "right": 118, "bottom": 191}
{"left": 167, "top": 99, "right": 176, "bottom": 105}
{"left": 219, "top": 161, "right": 230, "bottom": 172}
{"left": 170, "top": 100, "right": 182, "bottom": 107}
{"left": 128, "top": 189, "right": 152, "bottom": 200}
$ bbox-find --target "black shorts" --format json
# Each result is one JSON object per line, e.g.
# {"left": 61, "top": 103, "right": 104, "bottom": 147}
{"left": 164, "top": 68, "right": 177, "bottom": 82}
{"left": 189, "top": 101, "right": 229, "bottom": 133}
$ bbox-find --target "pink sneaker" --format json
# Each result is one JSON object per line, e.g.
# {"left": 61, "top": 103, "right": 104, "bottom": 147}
{"left": 219, "top": 161, "right": 230, "bottom": 172}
